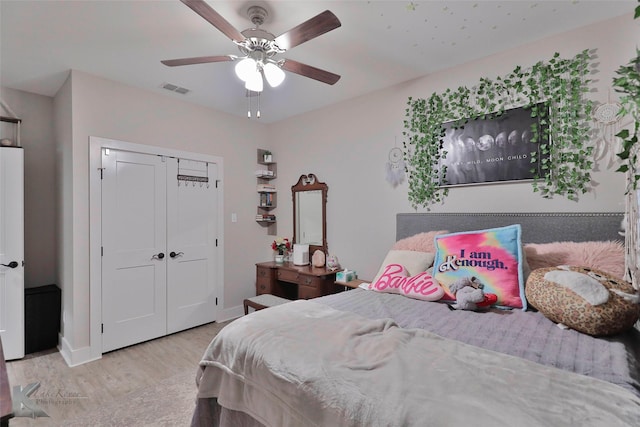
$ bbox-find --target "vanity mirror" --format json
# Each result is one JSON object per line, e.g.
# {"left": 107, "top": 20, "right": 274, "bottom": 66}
{"left": 292, "top": 174, "right": 328, "bottom": 255}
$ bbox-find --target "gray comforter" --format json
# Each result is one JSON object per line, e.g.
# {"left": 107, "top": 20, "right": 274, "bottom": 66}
{"left": 196, "top": 299, "right": 640, "bottom": 427}
{"left": 320, "top": 288, "right": 640, "bottom": 397}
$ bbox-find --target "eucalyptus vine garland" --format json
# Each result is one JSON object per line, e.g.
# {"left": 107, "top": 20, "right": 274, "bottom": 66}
{"left": 614, "top": 51, "right": 640, "bottom": 191}
{"left": 613, "top": 3, "right": 640, "bottom": 191}
{"left": 403, "top": 50, "right": 593, "bottom": 209}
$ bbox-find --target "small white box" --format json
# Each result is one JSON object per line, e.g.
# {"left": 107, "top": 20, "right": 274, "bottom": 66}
{"left": 293, "top": 244, "right": 309, "bottom": 265}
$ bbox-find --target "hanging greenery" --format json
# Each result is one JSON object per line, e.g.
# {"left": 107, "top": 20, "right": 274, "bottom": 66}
{"left": 402, "top": 50, "right": 594, "bottom": 209}
{"left": 613, "top": 3, "right": 640, "bottom": 191}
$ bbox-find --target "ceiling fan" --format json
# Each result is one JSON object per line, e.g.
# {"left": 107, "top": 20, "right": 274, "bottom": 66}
{"left": 161, "top": 0, "right": 342, "bottom": 93}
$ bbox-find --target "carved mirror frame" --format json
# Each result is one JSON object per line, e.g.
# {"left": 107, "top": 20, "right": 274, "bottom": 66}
{"left": 292, "top": 173, "right": 328, "bottom": 255}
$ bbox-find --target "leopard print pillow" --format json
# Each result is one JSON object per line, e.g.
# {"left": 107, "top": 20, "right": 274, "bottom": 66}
{"left": 525, "top": 266, "right": 640, "bottom": 336}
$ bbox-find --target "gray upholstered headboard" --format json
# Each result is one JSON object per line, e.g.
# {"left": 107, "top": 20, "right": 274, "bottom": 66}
{"left": 396, "top": 212, "right": 624, "bottom": 244}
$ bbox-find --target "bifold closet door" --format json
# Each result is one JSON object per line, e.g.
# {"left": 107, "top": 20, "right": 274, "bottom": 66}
{"left": 102, "top": 149, "right": 219, "bottom": 352}
{"left": 166, "top": 159, "right": 218, "bottom": 334}
{"left": 101, "top": 150, "right": 167, "bottom": 353}
{"left": 0, "top": 147, "right": 24, "bottom": 360}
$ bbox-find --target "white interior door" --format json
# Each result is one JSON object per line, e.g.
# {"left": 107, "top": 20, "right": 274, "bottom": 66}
{"left": 166, "top": 159, "right": 218, "bottom": 334}
{"left": 101, "top": 149, "right": 167, "bottom": 352}
{"left": 0, "top": 147, "right": 24, "bottom": 360}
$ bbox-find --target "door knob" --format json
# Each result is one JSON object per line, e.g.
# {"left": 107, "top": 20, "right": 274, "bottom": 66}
{"left": 1, "top": 261, "right": 19, "bottom": 268}
{"left": 152, "top": 252, "right": 165, "bottom": 260}
{"left": 169, "top": 251, "right": 184, "bottom": 258}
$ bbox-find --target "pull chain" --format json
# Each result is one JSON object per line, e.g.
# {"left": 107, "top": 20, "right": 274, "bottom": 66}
{"left": 247, "top": 90, "right": 251, "bottom": 118}
{"left": 246, "top": 90, "right": 262, "bottom": 119}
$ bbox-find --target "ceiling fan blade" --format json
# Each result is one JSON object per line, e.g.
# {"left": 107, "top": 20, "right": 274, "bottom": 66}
{"left": 281, "top": 59, "right": 341, "bottom": 85}
{"left": 180, "top": 0, "right": 245, "bottom": 42}
{"left": 274, "top": 10, "right": 341, "bottom": 51}
{"left": 161, "top": 55, "right": 235, "bottom": 67}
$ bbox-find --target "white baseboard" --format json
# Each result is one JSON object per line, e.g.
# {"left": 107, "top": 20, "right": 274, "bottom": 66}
{"left": 58, "top": 305, "right": 241, "bottom": 366}
{"left": 58, "top": 334, "right": 101, "bottom": 367}
{"left": 217, "top": 305, "right": 243, "bottom": 323}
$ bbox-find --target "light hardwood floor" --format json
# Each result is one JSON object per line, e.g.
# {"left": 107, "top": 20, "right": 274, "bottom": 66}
{"left": 5, "top": 320, "right": 230, "bottom": 426}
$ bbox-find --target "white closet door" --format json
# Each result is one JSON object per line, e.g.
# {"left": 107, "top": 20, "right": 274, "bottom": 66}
{"left": 101, "top": 149, "right": 167, "bottom": 353}
{"left": 0, "top": 147, "right": 24, "bottom": 360}
{"left": 166, "top": 159, "right": 218, "bottom": 334}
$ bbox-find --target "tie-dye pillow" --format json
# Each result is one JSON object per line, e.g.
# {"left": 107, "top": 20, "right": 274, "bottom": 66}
{"left": 433, "top": 224, "right": 527, "bottom": 310}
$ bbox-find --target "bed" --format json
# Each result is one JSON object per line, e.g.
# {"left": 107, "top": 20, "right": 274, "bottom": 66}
{"left": 192, "top": 212, "right": 640, "bottom": 427}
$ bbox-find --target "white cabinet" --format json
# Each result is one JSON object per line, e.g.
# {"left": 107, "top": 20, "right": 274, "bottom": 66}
{"left": 0, "top": 147, "right": 24, "bottom": 360}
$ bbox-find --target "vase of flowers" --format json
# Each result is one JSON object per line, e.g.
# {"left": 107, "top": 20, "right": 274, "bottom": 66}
{"left": 271, "top": 237, "right": 291, "bottom": 263}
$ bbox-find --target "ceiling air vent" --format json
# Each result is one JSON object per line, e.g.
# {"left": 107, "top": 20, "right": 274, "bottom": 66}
{"left": 161, "top": 82, "right": 190, "bottom": 95}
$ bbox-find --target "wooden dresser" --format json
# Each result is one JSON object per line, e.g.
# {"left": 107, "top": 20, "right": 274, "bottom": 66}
{"left": 256, "top": 261, "right": 341, "bottom": 299}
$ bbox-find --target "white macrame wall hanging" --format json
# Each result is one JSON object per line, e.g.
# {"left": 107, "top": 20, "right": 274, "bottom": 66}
{"left": 592, "top": 100, "right": 623, "bottom": 168}
{"left": 385, "top": 144, "right": 405, "bottom": 187}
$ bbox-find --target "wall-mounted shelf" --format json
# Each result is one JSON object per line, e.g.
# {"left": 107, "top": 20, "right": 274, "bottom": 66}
{"left": 0, "top": 116, "right": 22, "bottom": 147}
{"left": 256, "top": 149, "right": 277, "bottom": 235}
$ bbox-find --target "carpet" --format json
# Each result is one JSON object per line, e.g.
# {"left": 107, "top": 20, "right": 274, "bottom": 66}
{"left": 63, "top": 368, "right": 198, "bottom": 427}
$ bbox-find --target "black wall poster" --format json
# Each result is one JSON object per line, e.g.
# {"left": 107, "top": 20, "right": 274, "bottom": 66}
{"left": 440, "top": 105, "right": 550, "bottom": 186}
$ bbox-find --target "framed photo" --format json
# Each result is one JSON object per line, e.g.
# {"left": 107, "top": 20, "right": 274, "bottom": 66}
{"left": 439, "top": 104, "right": 549, "bottom": 186}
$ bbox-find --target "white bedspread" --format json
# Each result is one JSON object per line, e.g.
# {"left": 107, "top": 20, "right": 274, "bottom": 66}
{"left": 196, "top": 300, "right": 640, "bottom": 427}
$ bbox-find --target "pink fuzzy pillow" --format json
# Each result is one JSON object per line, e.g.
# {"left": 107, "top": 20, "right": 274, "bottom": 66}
{"left": 393, "top": 230, "right": 449, "bottom": 253}
{"left": 524, "top": 240, "right": 625, "bottom": 279}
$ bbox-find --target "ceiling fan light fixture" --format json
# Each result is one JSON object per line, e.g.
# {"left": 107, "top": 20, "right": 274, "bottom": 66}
{"left": 164, "top": 2, "right": 342, "bottom": 119}
{"left": 263, "top": 62, "right": 285, "bottom": 88}
{"left": 234, "top": 57, "right": 257, "bottom": 82}
{"left": 245, "top": 70, "right": 263, "bottom": 92}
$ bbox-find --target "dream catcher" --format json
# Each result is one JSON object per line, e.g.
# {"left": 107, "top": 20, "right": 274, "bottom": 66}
{"left": 385, "top": 144, "right": 405, "bottom": 187}
{"left": 592, "top": 100, "right": 623, "bottom": 168}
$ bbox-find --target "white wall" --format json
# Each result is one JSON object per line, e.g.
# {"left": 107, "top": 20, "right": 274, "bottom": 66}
{"left": 268, "top": 13, "right": 637, "bottom": 284}
{"left": 0, "top": 87, "right": 57, "bottom": 289}
{"left": 53, "top": 74, "right": 76, "bottom": 351}
{"left": 56, "top": 70, "right": 270, "bottom": 360}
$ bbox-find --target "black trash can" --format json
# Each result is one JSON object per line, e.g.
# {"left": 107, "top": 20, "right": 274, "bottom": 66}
{"left": 24, "top": 284, "right": 61, "bottom": 354}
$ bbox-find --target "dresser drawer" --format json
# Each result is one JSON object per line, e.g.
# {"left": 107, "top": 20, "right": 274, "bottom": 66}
{"left": 256, "top": 266, "right": 275, "bottom": 295}
{"left": 298, "top": 284, "right": 322, "bottom": 299}
{"left": 256, "top": 280, "right": 270, "bottom": 294}
{"left": 298, "top": 275, "right": 322, "bottom": 288}
{"left": 276, "top": 269, "right": 299, "bottom": 283}
{"left": 257, "top": 266, "right": 274, "bottom": 280}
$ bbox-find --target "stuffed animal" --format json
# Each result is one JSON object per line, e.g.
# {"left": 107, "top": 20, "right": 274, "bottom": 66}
{"left": 326, "top": 254, "right": 341, "bottom": 271}
{"left": 448, "top": 276, "right": 497, "bottom": 311}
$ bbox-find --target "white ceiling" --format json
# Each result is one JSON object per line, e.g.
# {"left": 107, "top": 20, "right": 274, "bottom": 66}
{"left": 0, "top": 0, "right": 635, "bottom": 123}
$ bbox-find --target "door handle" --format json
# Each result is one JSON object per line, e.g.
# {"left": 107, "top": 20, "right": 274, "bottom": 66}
{"left": 152, "top": 252, "right": 165, "bottom": 260}
{"left": 169, "top": 251, "right": 184, "bottom": 259}
{"left": 0, "top": 261, "right": 19, "bottom": 268}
